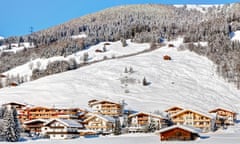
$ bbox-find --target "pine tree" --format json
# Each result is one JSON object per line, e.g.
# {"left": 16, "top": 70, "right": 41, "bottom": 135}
{"left": 124, "top": 67, "right": 128, "bottom": 73}
{"left": 121, "top": 38, "right": 127, "bottom": 47}
{"left": 129, "top": 67, "right": 133, "bottom": 73}
{"left": 3, "top": 107, "right": 20, "bottom": 142}
{"left": 83, "top": 52, "right": 89, "bottom": 63}
{"left": 142, "top": 77, "right": 148, "bottom": 86}
{"left": 113, "top": 118, "right": 121, "bottom": 135}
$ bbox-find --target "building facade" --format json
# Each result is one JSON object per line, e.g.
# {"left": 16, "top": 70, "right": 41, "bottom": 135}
{"left": 41, "top": 119, "right": 83, "bottom": 139}
{"left": 128, "top": 112, "right": 169, "bottom": 133}
{"left": 170, "top": 109, "right": 215, "bottom": 132}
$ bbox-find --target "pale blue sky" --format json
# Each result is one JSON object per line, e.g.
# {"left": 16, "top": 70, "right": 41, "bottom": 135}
{"left": 0, "top": 0, "right": 238, "bottom": 37}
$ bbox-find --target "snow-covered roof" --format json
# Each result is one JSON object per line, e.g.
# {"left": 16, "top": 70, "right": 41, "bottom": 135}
{"left": 2, "top": 101, "right": 27, "bottom": 107}
{"left": 156, "top": 125, "right": 202, "bottom": 134}
{"left": 128, "top": 112, "right": 168, "bottom": 120}
{"left": 24, "top": 119, "right": 49, "bottom": 125}
{"left": 209, "top": 107, "right": 236, "bottom": 114}
{"left": 84, "top": 113, "right": 115, "bottom": 123}
{"left": 89, "top": 99, "right": 120, "bottom": 107}
{"left": 44, "top": 118, "right": 83, "bottom": 128}
{"left": 164, "top": 106, "right": 185, "bottom": 112}
{"left": 27, "top": 106, "right": 54, "bottom": 110}
{"left": 171, "top": 109, "right": 214, "bottom": 119}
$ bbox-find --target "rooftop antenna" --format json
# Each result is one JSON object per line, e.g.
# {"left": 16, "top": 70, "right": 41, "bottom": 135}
{"left": 29, "top": 26, "right": 34, "bottom": 34}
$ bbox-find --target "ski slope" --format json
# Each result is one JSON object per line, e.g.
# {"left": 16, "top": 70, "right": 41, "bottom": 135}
{"left": 0, "top": 38, "right": 239, "bottom": 114}
{"left": 3, "top": 40, "right": 150, "bottom": 80}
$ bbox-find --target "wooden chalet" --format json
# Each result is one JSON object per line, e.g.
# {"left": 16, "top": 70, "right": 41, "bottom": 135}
{"left": 128, "top": 112, "right": 169, "bottom": 133}
{"left": 163, "top": 55, "right": 171, "bottom": 60}
{"left": 19, "top": 106, "right": 58, "bottom": 123}
{"left": 157, "top": 125, "right": 200, "bottom": 141}
{"left": 164, "top": 106, "right": 184, "bottom": 117}
{"left": 41, "top": 119, "right": 83, "bottom": 139}
{"left": 23, "top": 119, "right": 48, "bottom": 134}
{"left": 170, "top": 109, "right": 215, "bottom": 132}
{"left": 88, "top": 99, "right": 123, "bottom": 116}
{"left": 19, "top": 106, "right": 83, "bottom": 123}
{"left": 83, "top": 113, "right": 115, "bottom": 134}
{"left": 209, "top": 107, "right": 237, "bottom": 126}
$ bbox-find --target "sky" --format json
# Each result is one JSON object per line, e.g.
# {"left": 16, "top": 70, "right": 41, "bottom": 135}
{"left": 0, "top": 0, "right": 239, "bottom": 37}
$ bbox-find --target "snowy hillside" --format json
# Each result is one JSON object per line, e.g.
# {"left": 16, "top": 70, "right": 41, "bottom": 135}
{"left": 0, "top": 38, "right": 239, "bottom": 114}
{"left": 0, "top": 42, "right": 34, "bottom": 53}
{"left": 0, "top": 36, "right": 4, "bottom": 40}
{"left": 174, "top": 4, "right": 223, "bottom": 13}
{"left": 3, "top": 40, "right": 150, "bottom": 80}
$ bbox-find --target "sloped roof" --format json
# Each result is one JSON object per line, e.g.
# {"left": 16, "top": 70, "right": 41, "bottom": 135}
{"left": 44, "top": 118, "right": 83, "bottom": 128}
{"left": 164, "top": 106, "right": 184, "bottom": 112}
{"left": 24, "top": 119, "right": 49, "bottom": 125}
{"left": 84, "top": 113, "right": 115, "bottom": 123}
{"left": 156, "top": 125, "right": 201, "bottom": 134}
{"left": 89, "top": 99, "right": 120, "bottom": 107}
{"left": 27, "top": 106, "right": 54, "bottom": 110}
{"left": 2, "top": 101, "right": 27, "bottom": 107}
{"left": 209, "top": 107, "right": 236, "bottom": 114}
{"left": 171, "top": 109, "right": 214, "bottom": 119}
{"left": 128, "top": 112, "right": 168, "bottom": 120}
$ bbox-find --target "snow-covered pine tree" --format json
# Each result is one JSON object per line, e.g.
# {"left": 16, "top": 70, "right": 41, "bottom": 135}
{"left": 0, "top": 107, "right": 5, "bottom": 119}
{"left": 3, "top": 107, "right": 20, "bottom": 142}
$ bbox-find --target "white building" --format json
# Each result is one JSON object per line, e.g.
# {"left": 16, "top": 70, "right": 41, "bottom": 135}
{"left": 41, "top": 119, "right": 83, "bottom": 139}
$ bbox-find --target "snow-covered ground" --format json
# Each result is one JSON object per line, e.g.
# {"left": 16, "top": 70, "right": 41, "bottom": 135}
{"left": 3, "top": 40, "right": 150, "bottom": 79}
{"left": 0, "top": 42, "right": 34, "bottom": 53}
{"left": 231, "top": 30, "right": 240, "bottom": 41}
{"left": 1, "top": 125, "right": 240, "bottom": 144}
{"left": 0, "top": 38, "right": 239, "bottom": 113}
{"left": 174, "top": 4, "right": 223, "bottom": 13}
{"left": 71, "top": 34, "right": 87, "bottom": 39}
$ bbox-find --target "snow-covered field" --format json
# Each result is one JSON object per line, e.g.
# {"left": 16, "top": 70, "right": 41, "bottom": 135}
{"left": 1, "top": 125, "right": 240, "bottom": 144}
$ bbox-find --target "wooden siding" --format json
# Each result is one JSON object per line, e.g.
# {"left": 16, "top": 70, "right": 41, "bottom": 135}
{"left": 160, "top": 128, "right": 199, "bottom": 141}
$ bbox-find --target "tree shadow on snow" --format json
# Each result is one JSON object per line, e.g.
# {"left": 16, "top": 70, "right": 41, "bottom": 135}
{"left": 200, "top": 136, "right": 210, "bottom": 139}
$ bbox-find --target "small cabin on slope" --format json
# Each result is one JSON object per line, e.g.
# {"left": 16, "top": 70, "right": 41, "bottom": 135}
{"left": 163, "top": 55, "right": 171, "bottom": 60}
{"left": 157, "top": 125, "right": 200, "bottom": 141}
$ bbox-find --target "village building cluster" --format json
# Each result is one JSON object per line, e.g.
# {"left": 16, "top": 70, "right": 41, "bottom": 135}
{"left": 1, "top": 100, "right": 237, "bottom": 141}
